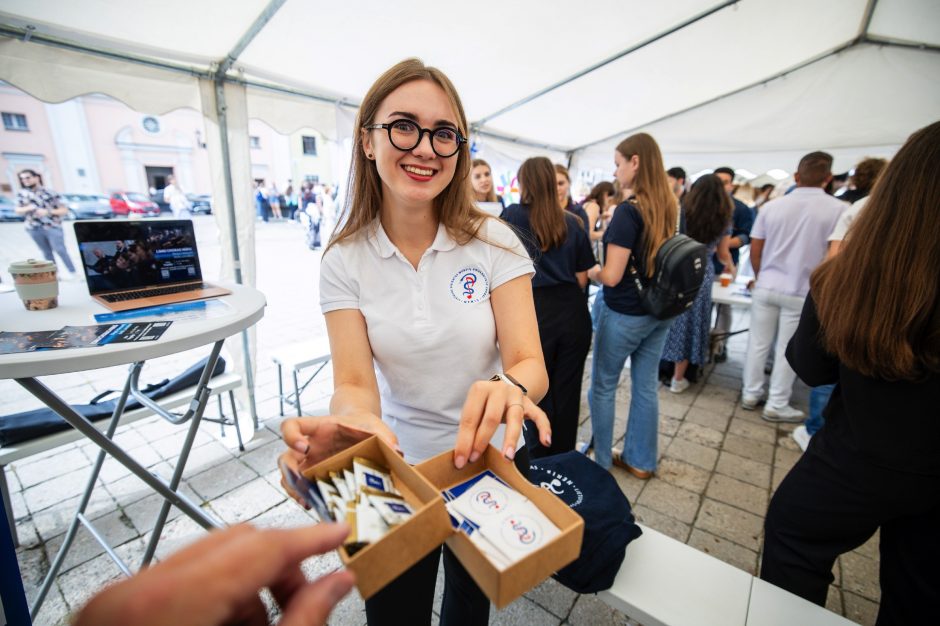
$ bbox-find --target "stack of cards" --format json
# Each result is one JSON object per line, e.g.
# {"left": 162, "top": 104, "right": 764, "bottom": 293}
{"left": 443, "top": 472, "right": 560, "bottom": 571}
{"left": 281, "top": 457, "right": 414, "bottom": 555}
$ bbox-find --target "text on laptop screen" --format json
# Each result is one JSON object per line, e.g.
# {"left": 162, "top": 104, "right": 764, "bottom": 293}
{"left": 74, "top": 220, "right": 204, "bottom": 294}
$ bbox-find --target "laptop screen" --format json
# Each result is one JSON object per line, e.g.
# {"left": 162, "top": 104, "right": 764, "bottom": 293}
{"left": 73, "top": 219, "right": 205, "bottom": 295}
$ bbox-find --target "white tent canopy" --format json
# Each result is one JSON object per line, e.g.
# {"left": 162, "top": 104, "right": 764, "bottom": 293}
{"left": 2, "top": 0, "right": 938, "bottom": 416}
{"left": 2, "top": 0, "right": 938, "bottom": 174}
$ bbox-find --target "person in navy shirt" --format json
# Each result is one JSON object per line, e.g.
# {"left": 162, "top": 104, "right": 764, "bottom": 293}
{"left": 712, "top": 166, "right": 755, "bottom": 361}
{"left": 586, "top": 133, "right": 679, "bottom": 479}
{"left": 555, "top": 163, "right": 591, "bottom": 233}
{"left": 502, "top": 157, "right": 596, "bottom": 457}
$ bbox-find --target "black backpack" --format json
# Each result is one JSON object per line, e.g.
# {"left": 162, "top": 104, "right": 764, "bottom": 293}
{"left": 627, "top": 202, "right": 708, "bottom": 320}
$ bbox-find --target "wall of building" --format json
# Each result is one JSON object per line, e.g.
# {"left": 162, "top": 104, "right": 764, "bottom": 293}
{"left": 0, "top": 84, "right": 330, "bottom": 203}
{"left": 0, "top": 83, "right": 63, "bottom": 194}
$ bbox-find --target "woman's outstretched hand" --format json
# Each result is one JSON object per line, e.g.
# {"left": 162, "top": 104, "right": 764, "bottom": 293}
{"left": 454, "top": 379, "right": 550, "bottom": 469}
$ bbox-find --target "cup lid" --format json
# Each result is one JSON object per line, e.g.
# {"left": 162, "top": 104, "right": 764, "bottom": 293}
{"left": 8, "top": 259, "right": 57, "bottom": 274}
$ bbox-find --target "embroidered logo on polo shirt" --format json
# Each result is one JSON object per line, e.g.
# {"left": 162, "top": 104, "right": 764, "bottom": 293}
{"left": 449, "top": 266, "right": 489, "bottom": 304}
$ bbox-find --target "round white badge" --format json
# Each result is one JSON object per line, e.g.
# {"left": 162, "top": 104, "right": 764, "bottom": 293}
{"left": 470, "top": 487, "right": 509, "bottom": 515}
{"left": 449, "top": 266, "right": 489, "bottom": 304}
{"left": 500, "top": 514, "right": 543, "bottom": 548}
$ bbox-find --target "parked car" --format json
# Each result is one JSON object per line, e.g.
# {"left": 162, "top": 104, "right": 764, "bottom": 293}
{"left": 0, "top": 195, "right": 24, "bottom": 222}
{"left": 188, "top": 194, "right": 212, "bottom": 215}
{"left": 109, "top": 191, "right": 161, "bottom": 217}
{"left": 62, "top": 193, "right": 113, "bottom": 220}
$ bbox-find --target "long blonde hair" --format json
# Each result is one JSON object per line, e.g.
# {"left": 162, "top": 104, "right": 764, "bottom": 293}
{"left": 328, "top": 59, "right": 486, "bottom": 251}
{"left": 471, "top": 158, "right": 498, "bottom": 203}
{"left": 616, "top": 133, "right": 677, "bottom": 276}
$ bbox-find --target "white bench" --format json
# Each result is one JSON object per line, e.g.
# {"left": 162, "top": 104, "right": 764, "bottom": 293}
{"left": 0, "top": 371, "right": 242, "bottom": 547}
{"left": 271, "top": 338, "right": 331, "bottom": 416}
{"left": 600, "top": 524, "right": 855, "bottom": 626}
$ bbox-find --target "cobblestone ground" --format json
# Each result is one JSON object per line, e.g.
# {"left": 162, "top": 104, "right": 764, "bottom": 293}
{"left": 1, "top": 218, "right": 879, "bottom": 625}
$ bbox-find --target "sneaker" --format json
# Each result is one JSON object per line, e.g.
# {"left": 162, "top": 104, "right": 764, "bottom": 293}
{"left": 791, "top": 425, "right": 811, "bottom": 452}
{"left": 762, "top": 405, "right": 805, "bottom": 423}
{"left": 669, "top": 378, "right": 690, "bottom": 394}
{"left": 741, "top": 394, "right": 761, "bottom": 410}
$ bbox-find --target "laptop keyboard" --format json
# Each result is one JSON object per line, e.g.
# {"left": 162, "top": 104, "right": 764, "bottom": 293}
{"left": 102, "top": 283, "right": 206, "bottom": 302}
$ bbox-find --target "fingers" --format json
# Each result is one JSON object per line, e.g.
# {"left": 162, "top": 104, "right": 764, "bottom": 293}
{"left": 278, "top": 570, "right": 355, "bottom": 626}
{"left": 471, "top": 387, "right": 514, "bottom": 463}
{"left": 454, "top": 381, "right": 489, "bottom": 469}
{"left": 456, "top": 381, "right": 528, "bottom": 468}
{"left": 280, "top": 417, "right": 322, "bottom": 456}
{"left": 278, "top": 454, "right": 310, "bottom": 508}
{"left": 524, "top": 397, "right": 552, "bottom": 448}
{"left": 500, "top": 400, "right": 526, "bottom": 460}
{"left": 173, "top": 523, "right": 351, "bottom": 613}
{"left": 266, "top": 564, "right": 310, "bottom": 615}
{"left": 281, "top": 415, "right": 400, "bottom": 467}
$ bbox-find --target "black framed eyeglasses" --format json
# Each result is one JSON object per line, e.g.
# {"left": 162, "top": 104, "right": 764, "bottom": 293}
{"left": 364, "top": 119, "right": 466, "bottom": 158}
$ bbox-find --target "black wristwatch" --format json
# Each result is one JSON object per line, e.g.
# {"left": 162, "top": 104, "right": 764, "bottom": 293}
{"left": 490, "top": 373, "right": 527, "bottom": 396}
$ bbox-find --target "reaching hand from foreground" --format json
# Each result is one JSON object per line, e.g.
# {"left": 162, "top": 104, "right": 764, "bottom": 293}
{"left": 74, "top": 523, "right": 354, "bottom": 626}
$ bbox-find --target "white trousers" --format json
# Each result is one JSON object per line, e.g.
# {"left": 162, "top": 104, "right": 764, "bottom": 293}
{"left": 742, "top": 287, "right": 805, "bottom": 409}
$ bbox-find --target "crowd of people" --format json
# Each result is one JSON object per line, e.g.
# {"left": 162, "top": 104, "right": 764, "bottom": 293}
{"left": 253, "top": 179, "right": 338, "bottom": 249}
{"left": 45, "top": 57, "right": 935, "bottom": 626}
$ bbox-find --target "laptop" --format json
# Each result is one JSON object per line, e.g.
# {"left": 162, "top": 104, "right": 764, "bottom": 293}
{"left": 74, "top": 219, "right": 231, "bottom": 311}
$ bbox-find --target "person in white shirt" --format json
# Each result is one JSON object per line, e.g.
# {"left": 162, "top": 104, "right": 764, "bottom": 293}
{"left": 277, "top": 59, "right": 550, "bottom": 626}
{"left": 162, "top": 175, "right": 192, "bottom": 218}
{"left": 742, "top": 151, "right": 846, "bottom": 422}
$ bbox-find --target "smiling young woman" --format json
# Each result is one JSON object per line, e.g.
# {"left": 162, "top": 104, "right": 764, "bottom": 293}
{"left": 277, "top": 59, "right": 550, "bottom": 626}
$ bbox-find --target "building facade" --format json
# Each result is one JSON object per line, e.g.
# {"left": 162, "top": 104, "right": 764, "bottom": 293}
{"left": 0, "top": 82, "right": 331, "bottom": 202}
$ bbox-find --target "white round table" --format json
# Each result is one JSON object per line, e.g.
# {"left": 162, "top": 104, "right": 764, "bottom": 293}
{"left": 0, "top": 281, "right": 266, "bottom": 619}
{"left": 0, "top": 281, "right": 265, "bottom": 378}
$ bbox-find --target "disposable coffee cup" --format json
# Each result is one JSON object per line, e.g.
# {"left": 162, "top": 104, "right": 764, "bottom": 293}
{"left": 719, "top": 273, "right": 733, "bottom": 288}
{"left": 8, "top": 259, "right": 59, "bottom": 310}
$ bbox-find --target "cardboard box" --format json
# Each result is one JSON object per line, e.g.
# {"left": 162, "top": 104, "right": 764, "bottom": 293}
{"left": 301, "top": 436, "right": 451, "bottom": 600}
{"left": 416, "top": 445, "right": 584, "bottom": 608}
{"left": 303, "top": 437, "right": 584, "bottom": 607}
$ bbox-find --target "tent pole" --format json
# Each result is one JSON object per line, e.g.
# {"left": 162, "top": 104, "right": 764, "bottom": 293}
{"left": 214, "top": 77, "right": 259, "bottom": 431}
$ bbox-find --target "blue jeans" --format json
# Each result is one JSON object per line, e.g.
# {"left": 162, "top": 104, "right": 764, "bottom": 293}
{"left": 588, "top": 302, "right": 673, "bottom": 471}
{"left": 807, "top": 384, "right": 834, "bottom": 435}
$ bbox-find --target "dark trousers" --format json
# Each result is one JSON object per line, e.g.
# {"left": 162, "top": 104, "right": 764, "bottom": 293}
{"left": 526, "top": 283, "right": 592, "bottom": 458}
{"left": 760, "top": 431, "right": 940, "bottom": 625}
{"left": 365, "top": 449, "right": 529, "bottom": 625}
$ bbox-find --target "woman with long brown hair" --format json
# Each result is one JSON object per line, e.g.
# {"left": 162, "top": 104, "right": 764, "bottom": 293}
{"left": 277, "top": 59, "right": 550, "bottom": 625}
{"left": 554, "top": 163, "right": 589, "bottom": 232}
{"left": 502, "top": 157, "right": 595, "bottom": 457}
{"left": 662, "top": 174, "right": 734, "bottom": 393}
{"left": 470, "top": 158, "right": 498, "bottom": 202}
{"left": 586, "top": 132, "right": 678, "bottom": 478}
{"left": 581, "top": 180, "right": 616, "bottom": 242}
{"left": 761, "top": 121, "right": 940, "bottom": 624}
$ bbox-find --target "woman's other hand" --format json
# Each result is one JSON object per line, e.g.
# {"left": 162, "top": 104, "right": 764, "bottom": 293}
{"left": 453, "top": 379, "right": 551, "bottom": 469}
{"left": 278, "top": 413, "right": 398, "bottom": 506}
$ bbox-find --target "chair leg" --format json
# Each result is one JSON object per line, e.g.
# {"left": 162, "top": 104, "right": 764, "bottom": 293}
{"left": 217, "top": 394, "right": 226, "bottom": 438}
{"left": 293, "top": 369, "right": 302, "bottom": 417}
{"left": 277, "top": 364, "right": 285, "bottom": 417}
{"left": 229, "top": 390, "right": 245, "bottom": 452}
{"left": 1, "top": 466, "right": 18, "bottom": 548}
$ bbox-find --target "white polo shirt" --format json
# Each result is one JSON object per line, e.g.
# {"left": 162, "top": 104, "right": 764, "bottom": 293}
{"left": 320, "top": 217, "right": 534, "bottom": 463}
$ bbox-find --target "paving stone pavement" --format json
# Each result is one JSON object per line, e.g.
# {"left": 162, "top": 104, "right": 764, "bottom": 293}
{"left": 0, "top": 219, "right": 880, "bottom": 625}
